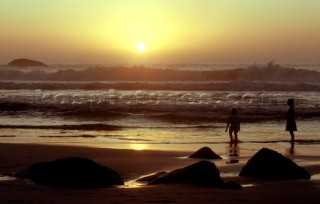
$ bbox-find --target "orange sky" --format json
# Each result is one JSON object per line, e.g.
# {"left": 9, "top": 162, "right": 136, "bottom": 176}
{"left": 0, "top": 0, "right": 320, "bottom": 64}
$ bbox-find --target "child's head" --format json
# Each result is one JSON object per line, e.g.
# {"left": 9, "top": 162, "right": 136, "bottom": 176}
{"left": 231, "top": 108, "right": 237, "bottom": 115}
{"left": 287, "top": 98, "right": 295, "bottom": 106}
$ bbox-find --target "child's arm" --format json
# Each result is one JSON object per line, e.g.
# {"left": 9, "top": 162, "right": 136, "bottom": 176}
{"left": 225, "top": 117, "right": 230, "bottom": 132}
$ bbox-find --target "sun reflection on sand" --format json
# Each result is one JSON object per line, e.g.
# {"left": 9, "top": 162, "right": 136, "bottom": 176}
{"left": 312, "top": 174, "right": 320, "bottom": 180}
{"left": 0, "top": 176, "right": 16, "bottom": 181}
{"left": 120, "top": 180, "right": 145, "bottom": 189}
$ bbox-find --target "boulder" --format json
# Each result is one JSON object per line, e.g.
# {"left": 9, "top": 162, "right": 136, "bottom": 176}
{"left": 239, "top": 148, "right": 310, "bottom": 180}
{"left": 15, "top": 157, "right": 124, "bottom": 188}
{"left": 148, "top": 161, "right": 241, "bottom": 189}
{"left": 8, "top": 58, "right": 47, "bottom": 67}
{"left": 189, "top": 146, "right": 222, "bottom": 159}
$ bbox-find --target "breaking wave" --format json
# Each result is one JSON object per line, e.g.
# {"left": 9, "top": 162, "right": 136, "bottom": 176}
{"left": 1, "top": 80, "right": 320, "bottom": 91}
{"left": 1, "top": 63, "right": 320, "bottom": 84}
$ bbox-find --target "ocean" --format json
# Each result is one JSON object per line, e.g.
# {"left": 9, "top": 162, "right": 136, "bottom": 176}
{"left": 0, "top": 62, "right": 319, "bottom": 155}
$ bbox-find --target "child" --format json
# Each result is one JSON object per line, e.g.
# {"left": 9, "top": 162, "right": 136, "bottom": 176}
{"left": 225, "top": 108, "right": 240, "bottom": 143}
{"left": 286, "top": 98, "right": 297, "bottom": 144}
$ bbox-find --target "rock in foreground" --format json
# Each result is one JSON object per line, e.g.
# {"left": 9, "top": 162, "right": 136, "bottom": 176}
{"left": 239, "top": 148, "right": 310, "bottom": 180}
{"left": 148, "top": 161, "right": 241, "bottom": 189}
{"left": 15, "top": 157, "right": 124, "bottom": 188}
{"left": 8, "top": 58, "right": 47, "bottom": 66}
{"left": 189, "top": 146, "right": 222, "bottom": 159}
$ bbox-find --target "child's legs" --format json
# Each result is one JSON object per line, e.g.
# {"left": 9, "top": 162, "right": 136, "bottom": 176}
{"left": 229, "top": 128, "right": 233, "bottom": 141}
{"left": 289, "top": 130, "right": 294, "bottom": 143}
{"left": 234, "top": 130, "right": 238, "bottom": 141}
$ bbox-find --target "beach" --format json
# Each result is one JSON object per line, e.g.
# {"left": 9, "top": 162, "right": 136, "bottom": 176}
{"left": 0, "top": 143, "right": 319, "bottom": 203}
{"left": 1, "top": 0, "right": 320, "bottom": 202}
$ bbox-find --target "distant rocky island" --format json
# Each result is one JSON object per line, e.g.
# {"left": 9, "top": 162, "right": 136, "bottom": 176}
{"left": 8, "top": 58, "right": 47, "bottom": 67}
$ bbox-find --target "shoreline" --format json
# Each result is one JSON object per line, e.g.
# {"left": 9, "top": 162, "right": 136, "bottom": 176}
{"left": 0, "top": 142, "right": 319, "bottom": 203}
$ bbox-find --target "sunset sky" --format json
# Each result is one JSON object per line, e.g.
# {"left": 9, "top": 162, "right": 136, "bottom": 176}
{"left": 0, "top": 0, "right": 319, "bottom": 64}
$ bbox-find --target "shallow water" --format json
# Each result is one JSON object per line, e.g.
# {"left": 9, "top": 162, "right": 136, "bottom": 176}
{"left": 0, "top": 114, "right": 319, "bottom": 154}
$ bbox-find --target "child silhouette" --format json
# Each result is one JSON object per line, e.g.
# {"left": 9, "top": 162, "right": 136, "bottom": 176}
{"left": 286, "top": 98, "right": 297, "bottom": 144}
{"left": 225, "top": 108, "right": 240, "bottom": 143}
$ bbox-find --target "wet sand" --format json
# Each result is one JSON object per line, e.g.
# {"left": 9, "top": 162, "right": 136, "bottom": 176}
{"left": 0, "top": 143, "right": 319, "bottom": 203}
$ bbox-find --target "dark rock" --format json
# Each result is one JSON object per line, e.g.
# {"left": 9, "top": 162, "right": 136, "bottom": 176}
{"left": 8, "top": 58, "right": 47, "bottom": 67}
{"left": 239, "top": 148, "right": 310, "bottom": 180}
{"left": 15, "top": 157, "right": 124, "bottom": 188}
{"left": 189, "top": 146, "right": 222, "bottom": 159}
{"left": 222, "top": 181, "right": 242, "bottom": 189}
{"left": 149, "top": 161, "right": 227, "bottom": 188}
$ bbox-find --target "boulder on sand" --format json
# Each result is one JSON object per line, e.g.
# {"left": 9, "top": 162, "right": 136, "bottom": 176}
{"left": 239, "top": 148, "right": 310, "bottom": 180}
{"left": 8, "top": 58, "right": 47, "bottom": 67}
{"left": 148, "top": 160, "right": 241, "bottom": 189}
{"left": 15, "top": 157, "right": 124, "bottom": 188}
{"left": 189, "top": 146, "right": 222, "bottom": 159}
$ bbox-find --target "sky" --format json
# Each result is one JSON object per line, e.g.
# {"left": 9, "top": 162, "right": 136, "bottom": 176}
{"left": 0, "top": 0, "right": 320, "bottom": 64}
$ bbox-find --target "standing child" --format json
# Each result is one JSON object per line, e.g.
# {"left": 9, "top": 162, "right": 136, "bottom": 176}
{"left": 225, "top": 108, "right": 240, "bottom": 143}
{"left": 286, "top": 98, "right": 297, "bottom": 144}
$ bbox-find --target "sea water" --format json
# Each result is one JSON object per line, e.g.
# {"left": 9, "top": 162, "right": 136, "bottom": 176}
{"left": 0, "top": 63, "right": 319, "bottom": 155}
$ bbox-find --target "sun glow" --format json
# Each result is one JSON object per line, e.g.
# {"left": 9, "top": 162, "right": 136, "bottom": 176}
{"left": 131, "top": 144, "right": 147, "bottom": 151}
{"left": 136, "top": 43, "right": 146, "bottom": 52}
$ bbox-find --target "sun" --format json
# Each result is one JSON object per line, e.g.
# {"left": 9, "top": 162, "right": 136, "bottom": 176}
{"left": 131, "top": 144, "right": 147, "bottom": 151}
{"left": 136, "top": 43, "right": 146, "bottom": 52}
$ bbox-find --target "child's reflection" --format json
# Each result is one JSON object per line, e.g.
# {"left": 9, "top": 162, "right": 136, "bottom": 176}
{"left": 227, "top": 141, "right": 240, "bottom": 164}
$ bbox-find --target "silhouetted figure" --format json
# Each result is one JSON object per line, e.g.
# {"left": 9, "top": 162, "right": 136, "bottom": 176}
{"left": 286, "top": 98, "right": 297, "bottom": 145}
{"left": 225, "top": 108, "right": 240, "bottom": 143}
